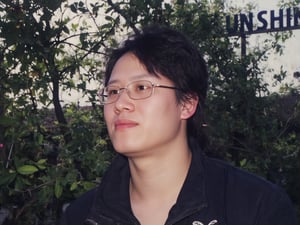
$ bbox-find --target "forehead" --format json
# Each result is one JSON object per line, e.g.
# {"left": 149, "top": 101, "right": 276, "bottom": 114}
{"left": 109, "top": 53, "right": 147, "bottom": 81}
{"left": 108, "top": 52, "right": 172, "bottom": 85}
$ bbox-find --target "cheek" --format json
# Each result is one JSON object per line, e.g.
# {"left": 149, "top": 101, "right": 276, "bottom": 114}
{"left": 103, "top": 107, "right": 113, "bottom": 128}
{"left": 145, "top": 98, "right": 180, "bottom": 123}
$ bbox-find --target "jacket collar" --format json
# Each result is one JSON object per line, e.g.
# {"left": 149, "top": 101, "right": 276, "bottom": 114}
{"left": 87, "top": 141, "right": 208, "bottom": 224}
{"left": 86, "top": 155, "right": 138, "bottom": 224}
{"left": 166, "top": 141, "right": 208, "bottom": 224}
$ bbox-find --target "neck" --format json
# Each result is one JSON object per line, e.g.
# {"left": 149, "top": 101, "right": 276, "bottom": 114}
{"left": 128, "top": 142, "right": 192, "bottom": 203}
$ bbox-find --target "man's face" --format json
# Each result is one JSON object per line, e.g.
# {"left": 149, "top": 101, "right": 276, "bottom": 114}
{"left": 103, "top": 52, "right": 194, "bottom": 158}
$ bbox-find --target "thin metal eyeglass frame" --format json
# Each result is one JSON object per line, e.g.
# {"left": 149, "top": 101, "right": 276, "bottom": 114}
{"left": 99, "top": 81, "right": 181, "bottom": 105}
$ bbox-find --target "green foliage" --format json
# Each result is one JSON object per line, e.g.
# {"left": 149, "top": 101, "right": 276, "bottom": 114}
{"left": 0, "top": 0, "right": 299, "bottom": 224}
{"left": 0, "top": 104, "right": 113, "bottom": 225}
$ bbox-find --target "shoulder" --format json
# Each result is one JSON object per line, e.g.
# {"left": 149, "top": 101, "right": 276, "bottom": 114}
{"left": 204, "top": 156, "right": 279, "bottom": 192}
{"left": 203, "top": 156, "right": 298, "bottom": 224}
{"left": 60, "top": 188, "right": 97, "bottom": 225}
{"left": 59, "top": 155, "right": 129, "bottom": 225}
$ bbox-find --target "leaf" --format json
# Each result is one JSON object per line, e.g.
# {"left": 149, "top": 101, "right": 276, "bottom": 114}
{"left": 37, "top": 159, "right": 47, "bottom": 164}
{"left": 0, "top": 173, "right": 17, "bottom": 186}
{"left": 63, "top": 26, "right": 70, "bottom": 34}
{"left": 35, "top": 164, "right": 46, "bottom": 170}
{"left": 0, "top": 116, "right": 16, "bottom": 126}
{"left": 55, "top": 180, "right": 63, "bottom": 198}
{"left": 70, "top": 182, "right": 78, "bottom": 191}
{"left": 70, "top": 3, "right": 77, "bottom": 13}
{"left": 240, "top": 158, "right": 247, "bottom": 167}
{"left": 35, "top": 159, "right": 47, "bottom": 170}
{"left": 82, "top": 181, "right": 96, "bottom": 190}
{"left": 16, "top": 165, "right": 39, "bottom": 175}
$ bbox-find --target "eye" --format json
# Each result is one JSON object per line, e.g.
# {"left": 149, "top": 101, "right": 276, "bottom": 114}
{"left": 106, "top": 87, "right": 119, "bottom": 96}
{"left": 137, "top": 84, "right": 149, "bottom": 91}
{"left": 133, "top": 81, "right": 152, "bottom": 92}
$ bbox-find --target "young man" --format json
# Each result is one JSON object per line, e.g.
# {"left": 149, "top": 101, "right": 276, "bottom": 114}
{"left": 60, "top": 26, "right": 298, "bottom": 225}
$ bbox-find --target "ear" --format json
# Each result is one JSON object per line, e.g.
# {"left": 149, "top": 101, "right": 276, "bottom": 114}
{"left": 180, "top": 95, "right": 199, "bottom": 120}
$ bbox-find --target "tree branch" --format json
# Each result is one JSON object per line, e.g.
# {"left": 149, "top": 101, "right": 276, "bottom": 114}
{"left": 106, "top": 0, "right": 140, "bottom": 34}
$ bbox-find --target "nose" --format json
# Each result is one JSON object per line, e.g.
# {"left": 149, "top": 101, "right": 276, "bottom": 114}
{"left": 114, "top": 88, "right": 134, "bottom": 112}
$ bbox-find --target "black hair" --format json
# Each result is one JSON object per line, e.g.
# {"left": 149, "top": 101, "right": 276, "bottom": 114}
{"left": 104, "top": 25, "right": 209, "bottom": 149}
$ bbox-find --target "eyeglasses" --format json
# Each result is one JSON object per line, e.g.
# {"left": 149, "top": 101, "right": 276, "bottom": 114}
{"left": 99, "top": 80, "right": 180, "bottom": 104}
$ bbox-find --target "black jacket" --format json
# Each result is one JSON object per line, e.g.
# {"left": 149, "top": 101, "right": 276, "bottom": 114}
{"left": 60, "top": 145, "right": 298, "bottom": 225}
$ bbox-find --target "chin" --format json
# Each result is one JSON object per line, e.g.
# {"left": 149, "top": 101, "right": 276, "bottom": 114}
{"left": 113, "top": 144, "right": 137, "bottom": 154}
{"left": 113, "top": 145, "right": 145, "bottom": 158}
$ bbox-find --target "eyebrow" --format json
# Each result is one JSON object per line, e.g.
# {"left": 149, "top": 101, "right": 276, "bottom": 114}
{"left": 107, "top": 74, "right": 158, "bottom": 85}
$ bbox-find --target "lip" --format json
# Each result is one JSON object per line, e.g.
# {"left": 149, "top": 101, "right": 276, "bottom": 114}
{"left": 114, "top": 119, "right": 139, "bottom": 130}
